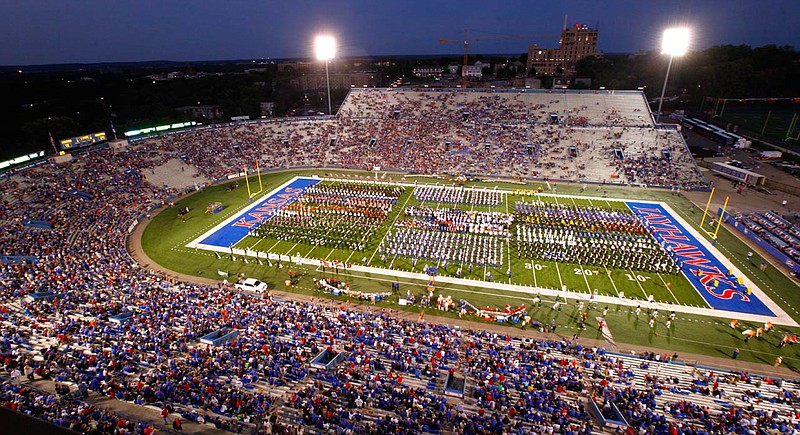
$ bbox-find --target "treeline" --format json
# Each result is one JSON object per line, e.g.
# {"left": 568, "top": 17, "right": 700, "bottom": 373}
{"left": 0, "top": 60, "right": 389, "bottom": 160}
{"left": 0, "top": 64, "right": 287, "bottom": 160}
{"left": 577, "top": 44, "right": 800, "bottom": 103}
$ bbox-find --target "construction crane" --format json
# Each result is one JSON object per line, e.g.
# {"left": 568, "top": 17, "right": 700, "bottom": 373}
{"left": 438, "top": 30, "right": 558, "bottom": 87}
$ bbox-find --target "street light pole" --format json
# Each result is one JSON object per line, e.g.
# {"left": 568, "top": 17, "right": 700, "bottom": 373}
{"left": 656, "top": 55, "right": 673, "bottom": 124}
{"left": 655, "top": 28, "right": 690, "bottom": 124}
{"left": 324, "top": 59, "right": 332, "bottom": 116}
{"left": 315, "top": 35, "right": 336, "bottom": 116}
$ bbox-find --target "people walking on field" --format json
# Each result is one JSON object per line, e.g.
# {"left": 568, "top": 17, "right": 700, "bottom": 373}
{"left": 521, "top": 315, "right": 531, "bottom": 330}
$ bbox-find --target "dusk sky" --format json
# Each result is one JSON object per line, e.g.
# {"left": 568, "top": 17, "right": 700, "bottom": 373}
{"left": 2, "top": 0, "right": 799, "bottom": 65}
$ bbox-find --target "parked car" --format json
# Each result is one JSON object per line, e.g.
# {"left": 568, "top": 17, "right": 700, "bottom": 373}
{"left": 234, "top": 278, "right": 268, "bottom": 293}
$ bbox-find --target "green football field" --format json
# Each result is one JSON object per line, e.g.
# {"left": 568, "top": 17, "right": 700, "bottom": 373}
{"left": 234, "top": 184, "right": 706, "bottom": 309}
{"left": 714, "top": 101, "right": 800, "bottom": 143}
{"left": 141, "top": 169, "right": 800, "bottom": 368}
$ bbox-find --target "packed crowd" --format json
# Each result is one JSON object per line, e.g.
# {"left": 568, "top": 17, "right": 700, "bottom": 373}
{"left": 1, "top": 379, "right": 158, "bottom": 434}
{"left": 271, "top": 307, "right": 600, "bottom": 434}
{"left": 0, "top": 88, "right": 767, "bottom": 435}
{"left": 253, "top": 209, "right": 374, "bottom": 251}
{"left": 733, "top": 210, "right": 800, "bottom": 264}
{"left": 515, "top": 202, "right": 648, "bottom": 234}
{"left": 412, "top": 185, "right": 503, "bottom": 207}
{"left": 403, "top": 206, "right": 514, "bottom": 237}
{"left": 337, "top": 88, "right": 651, "bottom": 127}
{"left": 379, "top": 227, "right": 505, "bottom": 269}
{"left": 303, "top": 181, "right": 404, "bottom": 206}
{"left": 515, "top": 225, "right": 678, "bottom": 273}
{"left": 514, "top": 202, "right": 676, "bottom": 273}
{"left": 253, "top": 181, "right": 401, "bottom": 251}
{"left": 607, "top": 130, "right": 695, "bottom": 188}
{"left": 118, "top": 89, "right": 706, "bottom": 191}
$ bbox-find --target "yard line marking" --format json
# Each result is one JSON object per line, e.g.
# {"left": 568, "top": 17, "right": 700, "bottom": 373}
{"left": 506, "top": 195, "right": 512, "bottom": 285}
{"left": 267, "top": 239, "right": 282, "bottom": 253}
{"left": 246, "top": 237, "right": 269, "bottom": 252}
{"left": 554, "top": 261, "right": 564, "bottom": 290}
{"left": 630, "top": 268, "right": 651, "bottom": 301}
{"left": 577, "top": 263, "right": 592, "bottom": 293}
{"left": 469, "top": 195, "right": 473, "bottom": 212}
{"left": 248, "top": 237, "right": 263, "bottom": 251}
{"left": 305, "top": 245, "right": 318, "bottom": 258}
{"left": 604, "top": 266, "right": 620, "bottom": 296}
{"left": 286, "top": 241, "right": 300, "bottom": 258}
{"left": 369, "top": 190, "right": 413, "bottom": 264}
{"left": 656, "top": 273, "right": 680, "bottom": 305}
{"left": 507, "top": 239, "right": 512, "bottom": 285}
{"left": 343, "top": 247, "right": 356, "bottom": 265}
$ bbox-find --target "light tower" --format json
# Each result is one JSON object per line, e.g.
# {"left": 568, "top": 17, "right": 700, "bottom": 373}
{"left": 656, "top": 28, "right": 690, "bottom": 124}
{"left": 314, "top": 35, "right": 336, "bottom": 116}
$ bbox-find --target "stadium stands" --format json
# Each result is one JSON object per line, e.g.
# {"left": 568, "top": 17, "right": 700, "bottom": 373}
{"left": 0, "top": 88, "right": 780, "bottom": 435}
{"left": 727, "top": 210, "right": 800, "bottom": 275}
{"left": 118, "top": 89, "right": 706, "bottom": 191}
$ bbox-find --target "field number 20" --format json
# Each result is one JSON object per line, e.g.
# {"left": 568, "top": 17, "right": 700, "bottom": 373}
{"left": 573, "top": 268, "right": 597, "bottom": 276}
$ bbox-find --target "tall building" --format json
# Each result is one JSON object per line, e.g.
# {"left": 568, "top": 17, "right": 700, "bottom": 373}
{"left": 462, "top": 61, "right": 488, "bottom": 78}
{"left": 527, "top": 23, "right": 599, "bottom": 76}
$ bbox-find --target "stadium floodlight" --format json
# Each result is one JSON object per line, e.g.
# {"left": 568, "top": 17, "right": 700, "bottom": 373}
{"left": 656, "top": 28, "right": 690, "bottom": 123}
{"left": 661, "top": 28, "right": 690, "bottom": 56}
{"left": 315, "top": 35, "right": 336, "bottom": 116}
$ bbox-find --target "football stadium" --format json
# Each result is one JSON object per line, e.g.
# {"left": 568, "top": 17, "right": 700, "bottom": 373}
{"left": 4, "top": 87, "right": 800, "bottom": 435}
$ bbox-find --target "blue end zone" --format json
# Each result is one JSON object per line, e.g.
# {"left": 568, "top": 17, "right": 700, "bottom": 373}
{"left": 627, "top": 202, "right": 774, "bottom": 317}
{"left": 200, "top": 177, "right": 320, "bottom": 248}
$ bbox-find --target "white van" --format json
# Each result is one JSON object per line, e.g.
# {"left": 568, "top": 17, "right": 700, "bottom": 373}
{"left": 234, "top": 278, "right": 268, "bottom": 293}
